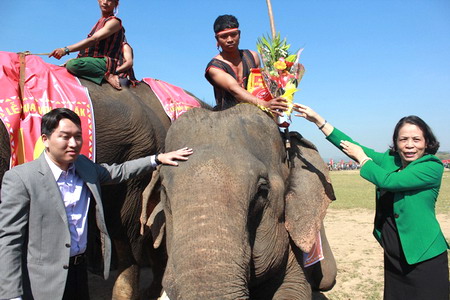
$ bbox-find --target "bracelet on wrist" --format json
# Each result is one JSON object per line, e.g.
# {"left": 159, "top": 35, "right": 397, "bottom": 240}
{"left": 155, "top": 153, "right": 162, "bottom": 165}
{"left": 318, "top": 120, "right": 327, "bottom": 130}
{"left": 359, "top": 157, "right": 373, "bottom": 166}
{"left": 63, "top": 47, "right": 70, "bottom": 55}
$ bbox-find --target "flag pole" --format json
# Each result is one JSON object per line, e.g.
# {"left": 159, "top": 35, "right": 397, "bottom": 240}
{"left": 266, "top": 0, "right": 292, "bottom": 152}
{"left": 265, "top": 0, "right": 276, "bottom": 39}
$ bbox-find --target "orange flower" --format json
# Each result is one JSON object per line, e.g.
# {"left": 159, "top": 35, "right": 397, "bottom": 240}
{"left": 274, "top": 60, "right": 287, "bottom": 70}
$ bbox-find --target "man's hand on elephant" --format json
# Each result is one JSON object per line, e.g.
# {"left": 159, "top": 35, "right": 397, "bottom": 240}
{"left": 157, "top": 147, "right": 193, "bottom": 166}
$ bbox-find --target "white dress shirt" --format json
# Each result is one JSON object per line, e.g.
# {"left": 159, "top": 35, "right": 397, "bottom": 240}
{"left": 44, "top": 153, "right": 90, "bottom": 257}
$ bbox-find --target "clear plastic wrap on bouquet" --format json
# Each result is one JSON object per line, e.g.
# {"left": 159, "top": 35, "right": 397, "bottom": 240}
{"left": 253, "top": 33, "right": 305, "bottom": 127}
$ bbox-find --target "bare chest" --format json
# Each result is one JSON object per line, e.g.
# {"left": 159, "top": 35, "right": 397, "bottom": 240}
{"left": 229, "top": 61, "right": 244, "bottom": 84}
{"left": 216, "top": 55, "right": 245, "bottom": 85}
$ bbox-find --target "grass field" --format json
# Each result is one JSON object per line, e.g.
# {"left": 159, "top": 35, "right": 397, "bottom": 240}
{"left": 328, "top": 169, "right": 450, "bottom": 214}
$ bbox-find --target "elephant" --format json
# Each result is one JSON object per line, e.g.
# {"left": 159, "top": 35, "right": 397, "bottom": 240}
{"left": 80, "top": 79, "right": 171, "bottom": 299}
{"left": 0, "top": 77, "right": 208, "bottom": 299}
{"left": 151, "top": 104, "right": 337, "bottom": 299}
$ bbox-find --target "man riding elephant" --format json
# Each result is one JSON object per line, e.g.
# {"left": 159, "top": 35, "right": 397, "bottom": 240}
{"left": 49, "top": 0, "right": 133, "bottom": 90}
{"left": 205, "top": 14, "right": 288, "bottom": 115}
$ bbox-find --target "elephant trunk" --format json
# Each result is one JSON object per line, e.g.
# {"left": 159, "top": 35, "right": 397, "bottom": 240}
{"left": 164, "top": 190, "right": 251, "bottom": 299}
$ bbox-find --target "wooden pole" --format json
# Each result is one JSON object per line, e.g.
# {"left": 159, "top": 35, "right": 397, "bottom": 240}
{"left": 266, "top": 0, "right": 276, "bottom": 39}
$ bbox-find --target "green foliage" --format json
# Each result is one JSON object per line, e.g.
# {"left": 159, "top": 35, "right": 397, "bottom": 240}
{"left": 256, "top": 32, "right": 296, "bottom": 75}
{"left": 329, "top": 170, "right": 450, "bottom": 214}
{"left": 285, "top": 54, "right": 297, "bottom": 62}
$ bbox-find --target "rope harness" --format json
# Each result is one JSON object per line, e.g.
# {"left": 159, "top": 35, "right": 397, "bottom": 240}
{"left": 16, "top": 51, "right": 51, "bottom": 103}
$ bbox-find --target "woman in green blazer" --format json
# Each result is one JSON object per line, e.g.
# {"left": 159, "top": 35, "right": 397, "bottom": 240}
{"left": 294, "top": 103, "right": 449, "bottom": 300}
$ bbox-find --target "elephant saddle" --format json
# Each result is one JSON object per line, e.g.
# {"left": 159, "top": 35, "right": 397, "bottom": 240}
{"left": 0, "top": 51, "right": 95, "bottom": 167}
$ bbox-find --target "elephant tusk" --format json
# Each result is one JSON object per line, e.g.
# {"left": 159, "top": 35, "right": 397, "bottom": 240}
{"left": 158, "top": 291, "right": 170, "bottom": 300}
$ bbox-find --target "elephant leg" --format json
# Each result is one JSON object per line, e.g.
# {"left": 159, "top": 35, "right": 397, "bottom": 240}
{"left": 304, "top": 222, "right": 337, "bottom": 291}
{"left": 112, "top": 239, "right": 140, "bottom": 300}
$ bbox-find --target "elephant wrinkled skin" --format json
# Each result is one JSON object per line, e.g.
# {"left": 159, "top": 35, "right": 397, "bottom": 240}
{"left": 83, "top": 79, "right": 170, "bottom": 299}
{"left": 154, "top": 104, "right": 337, "bottom": 299}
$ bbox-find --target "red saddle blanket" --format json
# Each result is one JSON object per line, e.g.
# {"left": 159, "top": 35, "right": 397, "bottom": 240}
{"left": 0, "top": 51, "right": 95, "bottom": 167}
{"left": 142, "top": 78, "right": 201, "bottom": 122}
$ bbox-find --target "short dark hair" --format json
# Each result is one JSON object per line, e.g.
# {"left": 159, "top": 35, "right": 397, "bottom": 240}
{"left": 213, "top": 15, "right": 239, "bottom": 33}
{"left": 390, "top": 115, "right": 439, "bottom": 155}
{"left": 41, "top": 108, "right": 82, "bottom": 136}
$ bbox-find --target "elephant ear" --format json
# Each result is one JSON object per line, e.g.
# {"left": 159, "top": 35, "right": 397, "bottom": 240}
{"left": 284, "top": 132, "right": 336, "bottom": 253}
{"left": 140, "top": 168, "right": 166, "bottom": 248}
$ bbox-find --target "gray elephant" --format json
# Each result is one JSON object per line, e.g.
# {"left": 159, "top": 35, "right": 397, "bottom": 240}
{"left": 0, "top": 77, "right": 207, "bottom": 299}
{"left": 81, "top": 79, "right": 171, "bottom": 299}
{"left": 152, "top": 104, "right": 337, "bottom": 299}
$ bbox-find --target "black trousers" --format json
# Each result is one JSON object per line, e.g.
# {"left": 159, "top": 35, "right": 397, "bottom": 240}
{"left": 62, "top": 256, "right": 90, "bottom": 300}
{"left": 384, "top": 250, "right": 449, "bottom": 300}
{"left": 381, "top": 213, "right": 449, "bottom": 300}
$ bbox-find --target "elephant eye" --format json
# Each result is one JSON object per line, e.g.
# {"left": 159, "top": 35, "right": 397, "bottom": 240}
{"left": 250, "top": 178, "right": 270, "bottom": 211}
{"left": 257, "top": 182, "right": 269, "bottom": 199}
{"left": 247, "top": 178, "right": 270, "bottom": 236}
{"left": 257, "top": 176, "right": 269, "bottom": 195}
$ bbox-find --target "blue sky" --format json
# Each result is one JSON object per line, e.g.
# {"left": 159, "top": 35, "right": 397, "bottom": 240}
{"left": 2, "top": 0, "right": 449, "bottom": 160}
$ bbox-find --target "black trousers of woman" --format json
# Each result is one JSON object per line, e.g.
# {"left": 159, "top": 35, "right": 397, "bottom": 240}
{"left": 379, "top": 191, "right": 449, "bottom": 299}
{"left": 382, "top": 213, "right": 449, "bottom": 300}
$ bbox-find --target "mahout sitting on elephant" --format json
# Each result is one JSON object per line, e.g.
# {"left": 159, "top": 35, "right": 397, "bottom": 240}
{"left": 149, "top": 104, "right": 337, "bottom": 299}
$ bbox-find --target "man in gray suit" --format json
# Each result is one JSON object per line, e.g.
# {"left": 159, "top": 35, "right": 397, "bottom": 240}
{"left": 0, "top": 108, "right": 192, "bottom": 300}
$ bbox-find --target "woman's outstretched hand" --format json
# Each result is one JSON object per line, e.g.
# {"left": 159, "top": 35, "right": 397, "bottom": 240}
{"left": 293, "top": 103, "right": 321, "bottom": 124}
{"left": 158, "top": 147, "right": 193, "bottom": 166}
{"left": 293, "top": 103, "right": 333, "bottom": 136}
{"left": 294, "top": 104, "right": 370, "bottom": 165}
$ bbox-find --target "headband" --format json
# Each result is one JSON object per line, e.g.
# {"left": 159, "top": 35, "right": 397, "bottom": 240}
{"left": 215, "top": 28, "right": 239, "bottom": 36}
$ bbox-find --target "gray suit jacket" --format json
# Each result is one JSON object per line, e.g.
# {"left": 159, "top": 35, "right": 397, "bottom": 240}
{"left": 0, "top": 153, "right": 155, "bottom": 300}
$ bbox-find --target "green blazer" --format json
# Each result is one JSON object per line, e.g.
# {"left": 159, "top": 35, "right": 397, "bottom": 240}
{"left": 327, "top": 127, "right": 449, "bottom": 264}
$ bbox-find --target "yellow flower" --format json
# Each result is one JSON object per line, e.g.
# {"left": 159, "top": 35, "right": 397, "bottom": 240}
{"left": 281, "top": 81, "right": 298, "bottom": 116}
{"left": 274, "top": 60, "right": 287, "bottom": 70}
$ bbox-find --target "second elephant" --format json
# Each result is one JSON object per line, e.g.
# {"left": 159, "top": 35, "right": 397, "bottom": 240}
{"left": 152, "top": 104, "right": 337, "bottom": 299}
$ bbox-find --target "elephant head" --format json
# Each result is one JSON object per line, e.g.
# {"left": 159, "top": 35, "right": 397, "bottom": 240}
{"left": 152, "top": 104, "right": 335, "bottom": 299}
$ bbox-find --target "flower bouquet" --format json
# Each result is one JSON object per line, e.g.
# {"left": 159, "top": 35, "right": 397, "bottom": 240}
{"left": 254, "top": 33, "right": 305, "bottom": 127}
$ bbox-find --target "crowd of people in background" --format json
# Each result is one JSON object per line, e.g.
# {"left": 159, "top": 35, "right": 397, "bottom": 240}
{"left": 327, "top": 160, "right": 359, "bottom": 171}
{"left": 327, "top": 158, "right": 450, "bottom": 171}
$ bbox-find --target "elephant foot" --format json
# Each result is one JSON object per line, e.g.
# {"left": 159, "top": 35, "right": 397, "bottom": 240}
{"left": 112, "top": 264, "right": 139, "bottom": 300}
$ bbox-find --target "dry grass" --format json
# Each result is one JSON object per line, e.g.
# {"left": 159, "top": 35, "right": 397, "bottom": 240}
{"left": 328, "top": 169, "right": 450, "bottom": 214}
